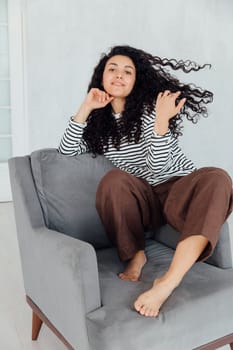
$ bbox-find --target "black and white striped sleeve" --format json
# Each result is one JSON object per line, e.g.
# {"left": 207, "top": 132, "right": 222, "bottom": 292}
{"left": 146, "top": 130, "right": 174, "bottom": 174}
{"left": 58, "top": 118, "right": 88, "bottom": 156}
{"left": 142, "top": 112, "right": 174, "bottom": 174}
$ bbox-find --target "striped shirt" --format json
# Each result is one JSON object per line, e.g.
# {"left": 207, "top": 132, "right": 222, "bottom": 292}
{"left": 58, "top": 111, "right": 196, "bottom": 186}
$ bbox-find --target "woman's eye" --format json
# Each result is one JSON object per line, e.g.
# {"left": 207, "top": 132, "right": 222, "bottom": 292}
{"left": 125, "top": 71, "right": 132, "bottom": 75}
{"left": 109, "top": 68, "right": 115, "bottom": 72}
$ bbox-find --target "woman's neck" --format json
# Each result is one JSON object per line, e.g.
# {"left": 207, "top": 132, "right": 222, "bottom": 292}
{"left": 111, "top": 98, "right": 125, "bottom": 114}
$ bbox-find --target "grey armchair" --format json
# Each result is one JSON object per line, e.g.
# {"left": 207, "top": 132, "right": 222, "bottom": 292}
{"left": 9, "top": 148, "right": 233, "bottom": 350}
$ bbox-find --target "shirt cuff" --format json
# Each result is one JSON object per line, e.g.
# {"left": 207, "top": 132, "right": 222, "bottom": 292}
{"left": 152, "top": 129, "right": 171, "bottom": 138}
{"left": 70, "top": 116, "right": 87, "bottom": 128}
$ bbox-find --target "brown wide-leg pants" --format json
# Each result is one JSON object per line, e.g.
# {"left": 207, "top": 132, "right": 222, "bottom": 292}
{"left": 96, "top": 167, "right": 233, "bottom": 262}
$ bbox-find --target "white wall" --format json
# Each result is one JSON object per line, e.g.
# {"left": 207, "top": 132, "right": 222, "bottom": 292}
{"left": 22, "top": 0, "right": 233, "bottom": 176}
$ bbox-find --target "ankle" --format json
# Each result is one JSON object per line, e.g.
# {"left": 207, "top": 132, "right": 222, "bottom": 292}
{"left": 155, "top": 274, "right": 181, "bottom": 289}
{"left": 133, "top": 250, "right": 146, "bottom": 260}
{"left": 136, "top": 250, "right": 146, "bottom": 256}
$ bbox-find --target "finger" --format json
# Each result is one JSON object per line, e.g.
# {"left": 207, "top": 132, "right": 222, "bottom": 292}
{"left": 92, "top": 89, "right": 102, "bottom": 100}
{"left": 100, "top": 91, "right": 106, "bottom": 103}
{"left": 156, "top": 92, "right": 164, "bottom": 100}
{"left": 91, "top": 88, "right": 99, "bottom": 94}
{"left": 98, "top": 93, "right": 102, "bottom": 103}
{"left": 108, "top": 95, "right": 114, "bottom": 102}
{"left": 103, "top": 94, "right": 114, "bottom": 106}
{"left": 105, "top": 93, "right": 113, "bottom": 101}
{"left": 92, "top": 88, "right": 102, "bottom": 98}
{"left": 176, "top": 97, "right": 186, "bottom": 112}
{"left": 172, "top": 91, "right": 181, "bottom": 98}
{"left": 163, "top": 90, "right": 171, "bottom": 96}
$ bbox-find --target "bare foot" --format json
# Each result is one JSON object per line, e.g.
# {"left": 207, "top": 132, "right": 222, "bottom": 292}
{"left": 134, "top": 277, "right": 178, "bottom": 317}
{"left": 118, "top": 250, "right": 147, "bottom": 282}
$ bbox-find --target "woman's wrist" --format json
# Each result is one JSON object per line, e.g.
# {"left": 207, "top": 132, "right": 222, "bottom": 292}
{"left": 154, "top": 117, "right": 169, "bottom": 135}
{"left": 73, "top": 104, "right": 92, "bottom": 123}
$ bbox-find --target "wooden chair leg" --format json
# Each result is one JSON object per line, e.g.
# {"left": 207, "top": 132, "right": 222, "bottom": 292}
{"left": 32, "top": 310, "right": 43, "bottom": 340}
{"left": 193, "top": 333, "right": 233, "bottom": 350}
{"left": 27, "top": 296, "right": 74, "bottom": 349}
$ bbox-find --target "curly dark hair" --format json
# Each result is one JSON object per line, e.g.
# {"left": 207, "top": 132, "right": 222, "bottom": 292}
{"left": 83, "top": 45, "right": 213, "bottom": 155}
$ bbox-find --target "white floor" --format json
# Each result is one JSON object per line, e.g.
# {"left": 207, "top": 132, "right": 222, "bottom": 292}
{"left": 0, "top": 201, "right": 230, "bottom": 350}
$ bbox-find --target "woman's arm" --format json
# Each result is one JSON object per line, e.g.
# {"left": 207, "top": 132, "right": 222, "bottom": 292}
{"left": 58, "top": 118, "right": 88, "bottom": 156}
{"left": 58, "top": 88, "right": 113, "bottom": 156}
{"left": 145, "top": 129, "right": 174, "bottom": 174}
{"left": 145, "top": 91, "right": 186, "bottom": 174}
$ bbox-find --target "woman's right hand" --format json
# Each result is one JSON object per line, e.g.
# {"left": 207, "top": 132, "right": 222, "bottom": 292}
{"left": 84, "top": 88, "right": 114, "bottom": 110}
{"left": 73, "top": 88, "right": 114, "bottom": 124}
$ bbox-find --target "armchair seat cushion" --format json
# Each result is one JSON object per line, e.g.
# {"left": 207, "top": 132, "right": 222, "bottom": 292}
{"left": 87, "top": 240, "right": 233, "bottom": 350}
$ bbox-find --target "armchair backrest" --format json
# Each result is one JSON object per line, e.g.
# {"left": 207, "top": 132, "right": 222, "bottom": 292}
{"left": 8, "top": 155, "right": 45, "bottom": 231}
{"left": 30, "top": 148, "right": 115, "bottom": 248}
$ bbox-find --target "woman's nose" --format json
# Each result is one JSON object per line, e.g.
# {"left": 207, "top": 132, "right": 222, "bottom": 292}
{"left": 116, "top": 72, "right": 122, "bottom": 79}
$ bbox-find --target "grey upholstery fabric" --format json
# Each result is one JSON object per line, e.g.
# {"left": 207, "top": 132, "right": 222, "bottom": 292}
{"left": 154, "top": 222, "right": 232, "bottom": 268}
{"left": 31, "top": 149, "right": 115, "bottom": 248}
{"left": 8, "top": 156, "right": 101, "bottom": 350}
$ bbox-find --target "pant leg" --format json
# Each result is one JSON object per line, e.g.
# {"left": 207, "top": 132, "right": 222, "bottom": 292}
{"left": 163, "top": 167, "right": 233, "bottom": 261}
{"left": 96, "top": 169, "right": 163, "bottom": 261}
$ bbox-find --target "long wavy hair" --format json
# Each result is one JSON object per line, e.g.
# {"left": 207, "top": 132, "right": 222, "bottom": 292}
{"left": 82, "top": 45, "right": 213, "bottom": 155}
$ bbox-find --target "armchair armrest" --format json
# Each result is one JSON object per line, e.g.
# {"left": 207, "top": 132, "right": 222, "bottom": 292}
{"left": 19, "top": 225, "right": 100, "bottom": 350}
{"left": 9, "top": 156, "right": 100, "bottom": 349}
{"left": 227, "top": 213, "right": 233, "bottom": 265}
{"left": 206, "top": 220, "right": 232, "bottom": 268}
{"left": 154, "top": 221, "right": 233, "bottom": 269}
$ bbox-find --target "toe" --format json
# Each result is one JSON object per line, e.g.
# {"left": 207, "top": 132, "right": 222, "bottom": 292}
{"left": 118, "top": 273, "right": 128, "bottom": 280}
{"left": 119, "top": 272, "right": 139, "bottom": 282}
{"left": 149, "top": 309, "right": 158, "bottom": 317}
{"left": 145, "top": 309, "right": 151, "bottom": 317}
{"left": 118, "top": 273, "right": 125, "bottom": 280}
{"left": 139, "top": 305, "right": 147, "bottom": 316}
{"left": 134, "top": 299, "right": 142, "bottom": 312}
{"left": 131, "top": 275, "right": 139, "bottom": 282}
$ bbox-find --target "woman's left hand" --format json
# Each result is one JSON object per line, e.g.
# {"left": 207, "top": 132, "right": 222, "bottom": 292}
{"left": 156, "top": 90, "right": 186, "bottom": 121}
{"left": 154, "top": 90, "right": 186, "bottom": 136}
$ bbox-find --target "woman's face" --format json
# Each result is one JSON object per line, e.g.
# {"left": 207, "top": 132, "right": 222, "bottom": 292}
{"left": 102, "top": 55, "right": 136, "bottom": 98}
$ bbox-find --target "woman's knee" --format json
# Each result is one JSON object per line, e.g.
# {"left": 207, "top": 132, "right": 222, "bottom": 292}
{"left": 97, "top": 169, "right": 130, "bottom": 190}
{"left": 96, "top": 168, "right": 132, "bottom": 202}
{"left": 197, "top": 167, "right": 232, "bottom": 190}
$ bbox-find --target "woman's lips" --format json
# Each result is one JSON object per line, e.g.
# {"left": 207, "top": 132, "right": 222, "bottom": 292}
{"left": 112, "top": 82, "right": 125, "bottom": 86}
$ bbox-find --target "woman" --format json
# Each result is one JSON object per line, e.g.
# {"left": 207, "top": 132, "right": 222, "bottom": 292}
{"left": 58, "top": 45, "right": 232, "bottom": 317}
